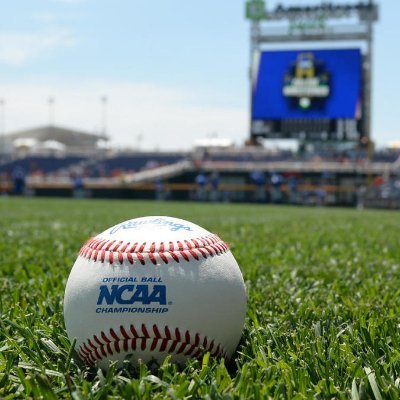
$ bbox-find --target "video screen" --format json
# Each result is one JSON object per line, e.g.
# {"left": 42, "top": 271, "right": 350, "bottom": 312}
{"left": 252, "top": 48, "right": 362, "bottom": 121}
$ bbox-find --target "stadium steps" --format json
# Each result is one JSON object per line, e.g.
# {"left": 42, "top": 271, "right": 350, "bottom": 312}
{"left": 124, "top": 160, "right": 194, "bottom": 183}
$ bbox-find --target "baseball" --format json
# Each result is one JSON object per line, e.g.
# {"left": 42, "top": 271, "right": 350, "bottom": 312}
{"left": 63, "top": 216, "right": 247, "bottom": 370}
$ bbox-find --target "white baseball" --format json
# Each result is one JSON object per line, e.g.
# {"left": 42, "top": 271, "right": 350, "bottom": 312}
{"left": 64, "top": 216, "right": 247, "bottom": 370}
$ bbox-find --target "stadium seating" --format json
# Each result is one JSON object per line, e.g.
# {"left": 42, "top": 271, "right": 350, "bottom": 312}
{"left": 86, "top": 153, "right": 187, "bottom": 177}
{"left": 372, "top": 150, "right": 400, "bottom": 163}
{"left": 204, "top": 150, "right": 296, "bottom": 163}
{"left": 0, "top": 156, "right": 87, "bottom": 175}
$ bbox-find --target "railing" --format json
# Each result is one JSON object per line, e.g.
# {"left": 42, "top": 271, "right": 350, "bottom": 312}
{"left": 124, "top": 160, "right": 194, "bottom": 183}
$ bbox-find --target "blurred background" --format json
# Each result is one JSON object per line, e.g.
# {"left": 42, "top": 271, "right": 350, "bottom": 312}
{"left": 1, "top": 0, "right": 399, "bottom": 208}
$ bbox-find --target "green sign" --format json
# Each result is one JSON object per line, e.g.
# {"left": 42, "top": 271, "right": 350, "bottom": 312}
{"left": 245, "top": 0, "right": 265, "bottom": 21}
{"left": 289, "top": 17, "right": 326, "bottom": 34}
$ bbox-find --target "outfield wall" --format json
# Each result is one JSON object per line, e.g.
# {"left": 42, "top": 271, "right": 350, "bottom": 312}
{"left": 1, "top": 174, "right": 359, "bottom": 206}
{"left": 2, "top": 158, "right": 398, "bottom": 207}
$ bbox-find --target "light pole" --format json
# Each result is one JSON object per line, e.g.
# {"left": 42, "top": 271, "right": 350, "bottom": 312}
{"left": 245, "top": 0, "right": 264, "bottom": 144}
{"left": 0, "top": 98, "right": 5, "bottom": 162}
{"left": 101, "top": 96, "right": 108, "bottom": 137}
{"left": 48, "top": 96, "right": 55, "bottom": 126}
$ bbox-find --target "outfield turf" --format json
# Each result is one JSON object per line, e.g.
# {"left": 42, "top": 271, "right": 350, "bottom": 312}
{"left": 1, "top": 197, "right": 400, "bottom": 399}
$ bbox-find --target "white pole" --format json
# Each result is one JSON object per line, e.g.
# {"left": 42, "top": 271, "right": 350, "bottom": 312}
{"left": 101, "top": 96, "right": 108, "bottom": 136}
{"left": 0, "top": 99, "right": 5, "bottom": 161}
{"left": 48, "top": 97, "right": 55, "bottom": 126}
{"left": 0, "top": 98, "right": 5, "bottom": 136}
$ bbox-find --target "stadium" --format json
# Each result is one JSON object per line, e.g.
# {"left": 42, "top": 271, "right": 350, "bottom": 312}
{"left": 0, "top": 1, "right": 399, "bottom": 209}
{"left": 2, "top": 130, "right": 400, "bottom": 207}
{"left": 1, "top": 1, "right": 400, "bottom": 399}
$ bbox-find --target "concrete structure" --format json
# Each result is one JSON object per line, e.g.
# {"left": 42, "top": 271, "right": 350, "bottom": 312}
{"left": 3, "top": 126, "right": 108, "bottom": 155}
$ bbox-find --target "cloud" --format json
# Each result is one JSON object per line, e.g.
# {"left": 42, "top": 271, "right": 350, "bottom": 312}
{"left": 0, "top": 31, "right": 74, "bottom": 66}
{"left": 0, "top": 80, "right": 248, "bottom": 150}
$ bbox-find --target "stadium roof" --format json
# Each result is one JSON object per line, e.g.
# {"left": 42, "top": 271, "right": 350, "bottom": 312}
{"left": 5, "top": 125, "right": 108, "bottom": 148}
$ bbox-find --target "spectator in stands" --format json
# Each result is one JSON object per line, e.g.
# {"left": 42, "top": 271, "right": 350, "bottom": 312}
{"left": 111, "top": 169, "right": 122, "bottom": 178}
{"left": 145, "top": 160, "right": 159, "bottom": 170}
{"left": 195, "top": 172, "right": 207, "bottom": 201}
{"left": 250, "top": 170, "right": 266, "bottom": 202}
{"left": 209, "top": 172, "right": 220, "bottom": 202}
{"left": 372, "top": 176, "right": 384, "bottom": 186}
{"left": 12, "top": 167, "right": 26, "bottom": 195}
{"left": 193, "top": 148, "right": 209, "bottom": 169}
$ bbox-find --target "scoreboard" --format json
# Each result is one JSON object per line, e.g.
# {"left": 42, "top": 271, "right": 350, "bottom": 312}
{"left": 251, "top": 48, "right": 364, "bottom": 141}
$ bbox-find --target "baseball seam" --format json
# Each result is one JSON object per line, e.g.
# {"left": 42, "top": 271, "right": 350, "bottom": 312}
{"left": 78, "top": 323, "right": 227, "bottom": 365}
{"left": 78, "top": 233, "right": 229, "bottom": 265}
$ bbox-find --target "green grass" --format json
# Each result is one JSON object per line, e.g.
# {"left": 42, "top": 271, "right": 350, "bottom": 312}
{"left": 1, "top": 197, "right": 400, "bottom": 399}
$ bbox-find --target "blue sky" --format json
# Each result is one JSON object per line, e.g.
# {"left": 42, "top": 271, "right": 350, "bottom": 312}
{"left": 0, "top": 0, "right": 397, "bottom": 150}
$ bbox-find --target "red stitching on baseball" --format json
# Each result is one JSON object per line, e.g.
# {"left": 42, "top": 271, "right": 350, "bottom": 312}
{"left": 159, "top": 252, "right": 168, "bottom": 263}
{"left": 119, "top": 242, "right": 129, "bottom": 252}
{"left": 149, "top": 253, "right": 157, "bottom": 265}
{"left": 180, "top": 251, "right": 189, "bottom": 261}
{"left": 165, "top": 326, "right": 171, "bottom": 339}
{"left": 142, "top": 324, "right": 149, "bottom": 338}
{"left": 137, "top": 253, "right": 145, "bottom": 265}
{"left": 78, "top": 324, "right": 227, "bottom": 366}
{"left": 79, "top": 234, "right": 229, "bottom": 265}
{"left": 153, "top": 325, "right": 161, "bottom": 338}
{"left": 170, "top": 251, "right": 180, "bottom": 263}
{"left": 104, "top": 240, "right": 115, "bottom": 251}
{"left": 197, "top": 248, "right": 207, "bottom": 258}
{"left": 130, "top": 324, "right": 138, "bottom": 337}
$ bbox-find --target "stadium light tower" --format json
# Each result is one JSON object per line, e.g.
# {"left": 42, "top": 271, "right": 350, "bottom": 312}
{"left": 245, "top": 0, "right": 264, "bottom": 145}
{"left": 100, "top": 96, "right": 108, "bottom": 137}
{"left": 245, "top": 0, "right": 379, "bottom": 147}
{"left": 0, "top": 98, "right": 5, "bottom": 133}
{"left": 0, "top": 98, "right": 5, "bottom": 161}
{"left": 48, "top": 96, "right": 55, "bottom": 126}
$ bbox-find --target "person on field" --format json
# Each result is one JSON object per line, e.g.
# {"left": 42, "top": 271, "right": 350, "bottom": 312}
{"left": 209, "top": 172, "right": 220, "bottom": 202}
{"left": 12, "top": 167, "right": 26, "bottom": 195}
{"left": 195, "top": 172, "right": 207, "bottom": 201}
{"left": 73, "top": 173, "right": 85, "bottom": 198}
{"left": 270, "top": 172, "right": 283, "bottom": 203}
{"left": 250, "top": 170, "right": 266, "bottom": 202}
